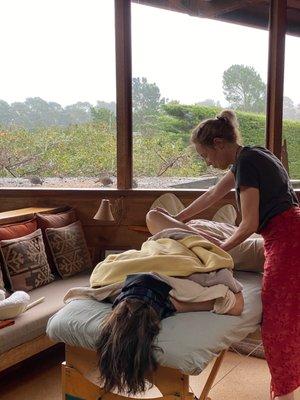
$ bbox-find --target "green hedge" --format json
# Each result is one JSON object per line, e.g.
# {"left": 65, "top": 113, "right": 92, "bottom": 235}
{"left": 161, "top": 104, "right": 300, "bottom": 178}
{"left": 1, "top": 105, "right": 299, "bottom": 179}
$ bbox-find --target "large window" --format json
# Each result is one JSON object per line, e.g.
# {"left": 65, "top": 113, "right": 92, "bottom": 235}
{"left": 283, "top": 34, "right": 300, "bottom": 184}
{"left": 131, "top": 3, "right": 269, "bottom": 189}
{"left": 0, "top": 0, "right": 116, "bottom": 189}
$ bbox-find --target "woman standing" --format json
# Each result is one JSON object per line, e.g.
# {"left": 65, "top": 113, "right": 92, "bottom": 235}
{"left": 146, "top": 110, "right": 299, "bottom": 400}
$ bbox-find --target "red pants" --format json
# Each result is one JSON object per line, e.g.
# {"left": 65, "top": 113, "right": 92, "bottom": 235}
{"left": 261, "top": 207, "right": 300, "bottom": 398}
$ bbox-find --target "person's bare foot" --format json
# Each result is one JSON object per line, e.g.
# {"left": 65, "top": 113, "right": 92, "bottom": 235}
{"left": 227, "top": 292, "right": 244, "bottom": 316}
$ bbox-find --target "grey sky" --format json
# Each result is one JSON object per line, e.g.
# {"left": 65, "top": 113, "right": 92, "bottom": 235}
{"left": 0, "top": 0, "right": 299, "bottom": 107}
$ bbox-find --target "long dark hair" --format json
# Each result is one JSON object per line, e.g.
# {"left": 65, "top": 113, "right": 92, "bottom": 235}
{"left": 97, "top": 298, "right": 161, "bottom": 395}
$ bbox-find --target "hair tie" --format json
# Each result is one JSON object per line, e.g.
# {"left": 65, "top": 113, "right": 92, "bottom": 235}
{"left": 216, "top": 116, "right": 227, "bottom": 123}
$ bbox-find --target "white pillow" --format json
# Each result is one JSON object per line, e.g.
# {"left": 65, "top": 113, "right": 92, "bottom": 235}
{"left": 0, "top": 291, "right": 30, "bottom": 320}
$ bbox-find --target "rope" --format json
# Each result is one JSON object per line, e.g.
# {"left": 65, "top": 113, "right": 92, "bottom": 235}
{"left": 189, "top": 342, "right": 263, "bottom": 399}
{"left": 210, "top": 342, "right": 263, "bottom": 390}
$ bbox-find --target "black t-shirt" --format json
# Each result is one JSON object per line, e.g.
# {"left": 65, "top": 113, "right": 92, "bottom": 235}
{"left": 231, "top": 146, "right": 298, "bottom": 232}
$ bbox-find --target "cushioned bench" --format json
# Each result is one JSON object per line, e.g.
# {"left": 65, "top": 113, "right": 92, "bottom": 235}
{"left": 0, "top": 207, "right": 91, "bottom": 372}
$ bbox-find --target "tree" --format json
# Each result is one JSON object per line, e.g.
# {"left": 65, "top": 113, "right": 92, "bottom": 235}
{"left": 0, "top": 100, "right": 15, "bottom": 127}
{"left": 296, "top": 104, "right": 300, "bottom": 120}
{"left": 95, "top": 101, "right": 116, "bottom": 114}
{"left": 283, "top": 96, "right": 296, "bottom": 120}
{"left": 64, "top": 102, "right": 92, "bottom": 125}
{"left": 132, "top": 77, "right": 165, "bottom": 134}
{"left": 222, "top": 64, "right": 266, "bottom": 112}
{"left": 91, "top": 107, "right": 115, "bottom": 128}
{"left": 196, "top": 99, "right": 221, "bottom": 107}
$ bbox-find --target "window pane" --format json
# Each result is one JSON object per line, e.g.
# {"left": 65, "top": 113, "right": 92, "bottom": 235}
{"left": 132, "top": 3, "right": 268, "bottom": 189}
{"left": 0, "top": 0, "right": 116, "bottom": 189}
{"left": 283, "top": 34, "right": 300, "bottom": 186}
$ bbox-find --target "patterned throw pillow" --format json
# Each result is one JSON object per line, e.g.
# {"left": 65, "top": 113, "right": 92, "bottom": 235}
{"left": 0, "top": 229, "right": 54, "bottom": 292}
{"left": 36, "top": 209, "right": 77, "bottom": 275}
{"left": 45, "top": 221, "right": 92, "bottom": 278}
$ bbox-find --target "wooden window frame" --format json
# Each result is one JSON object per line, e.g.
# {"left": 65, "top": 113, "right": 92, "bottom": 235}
{"left": 115, "top": 0, "right": 289, "bottom": 189}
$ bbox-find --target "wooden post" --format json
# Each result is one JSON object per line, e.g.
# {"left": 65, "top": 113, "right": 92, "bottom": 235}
{"left": 115, "top": 0, "right": 133, "bottom": 189}
{"left": 265, "top": 0, "right": 287, "bottom": 158}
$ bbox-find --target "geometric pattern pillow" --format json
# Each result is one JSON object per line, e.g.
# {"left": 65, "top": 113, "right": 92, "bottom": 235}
{"left": 0, "top": 229, "right": 54, "bottom": 292}
{"left": 36, "top": 209, "right": 78, "bottom": 275}
{"left": 45, "top": 221, "right": 92, "bottom": 278}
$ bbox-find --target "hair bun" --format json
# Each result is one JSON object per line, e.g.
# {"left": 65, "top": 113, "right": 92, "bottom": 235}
{"left": 218, "top": 110, "right": 238, "bottom": 128}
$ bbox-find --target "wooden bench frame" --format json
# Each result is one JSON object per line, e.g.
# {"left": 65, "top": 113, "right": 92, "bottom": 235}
{"left": 62, "top": 344, "right": 249, "bottom": 400}
{"left": 0, "top": 206, "right": 67, "bottom": 372}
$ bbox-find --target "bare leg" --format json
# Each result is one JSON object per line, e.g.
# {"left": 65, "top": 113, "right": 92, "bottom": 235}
{"left": 146, "top": 209, "right": 195, "bottom": 235}
{"left": 170, "top": 292, "right": 244, "bottom": 316}
{"left": 146, "top": 210, "right": 222, "bottom": 245}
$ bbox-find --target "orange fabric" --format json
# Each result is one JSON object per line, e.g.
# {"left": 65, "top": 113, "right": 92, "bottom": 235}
{"left": 0, "top": 218, "right": 37, "bottom": 240}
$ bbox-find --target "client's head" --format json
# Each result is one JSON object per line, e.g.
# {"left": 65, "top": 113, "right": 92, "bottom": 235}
{"left": 96, "top": 274, "right": 174, "bottom": 395}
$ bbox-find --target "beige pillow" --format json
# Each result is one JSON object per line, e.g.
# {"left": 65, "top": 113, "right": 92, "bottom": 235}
{"left": 228, "top": 237, "right": 265, "bottom": 272}
{"left": 212, "top": 204, "right": 237, "bottom": 225}
{"left": 150, "top": 193, "right": 185, "bottom": 215}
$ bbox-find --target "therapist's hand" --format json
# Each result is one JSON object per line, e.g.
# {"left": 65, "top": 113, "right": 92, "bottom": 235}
{"left": 152, "top": 207, "right": 179, "bottom": 219}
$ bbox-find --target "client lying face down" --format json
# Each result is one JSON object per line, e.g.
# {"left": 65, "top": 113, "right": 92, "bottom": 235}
{"left": 97, "top": 273, "right": 244, "bottom": 395}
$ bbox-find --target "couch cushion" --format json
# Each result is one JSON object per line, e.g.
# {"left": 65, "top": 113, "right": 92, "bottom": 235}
{"left": 36, "top": 209, "right": 77, "bottom": 231}
{"left": 45, "top": 221, "right": 92, "bottom": 278}
{"left": 0, "top": 218, "right": 38, "bottom": 241}
{"left": 0, "top": 229, "right": 54, "bottom": 291}
{"left": 0, "top": 271, "right": 90, "bottom": 354}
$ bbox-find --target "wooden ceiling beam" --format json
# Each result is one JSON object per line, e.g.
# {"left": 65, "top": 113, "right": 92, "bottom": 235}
{"left": 132, "top": 0, "right": 267, "bottom": 18}
{"left": 194, "top": 0, "right": 266, "bottom": 19}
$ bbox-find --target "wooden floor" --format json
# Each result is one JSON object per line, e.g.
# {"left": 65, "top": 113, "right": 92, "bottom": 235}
{"left": 0, "top": 345, "right": 299, "bottom": 400}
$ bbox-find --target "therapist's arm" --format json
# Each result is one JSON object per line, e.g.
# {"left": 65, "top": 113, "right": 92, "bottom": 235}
{"left": 175, "top": 170, "right": 235, "bottom": 222}
{"left": 220, "top": 186, "right": 259, "bottom": 252}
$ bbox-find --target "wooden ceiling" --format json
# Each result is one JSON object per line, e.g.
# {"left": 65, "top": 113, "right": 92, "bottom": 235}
{"left": 132, "top": 0, "right": 300, "bottom": 37}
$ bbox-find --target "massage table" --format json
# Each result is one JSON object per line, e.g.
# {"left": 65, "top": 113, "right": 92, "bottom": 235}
{"left": 47, "top": 271, "right": 262, "bottom": 400}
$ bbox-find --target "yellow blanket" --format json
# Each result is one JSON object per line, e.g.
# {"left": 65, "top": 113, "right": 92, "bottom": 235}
{"left": 90, "top": 235, "right": 233, "bottom": 287}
